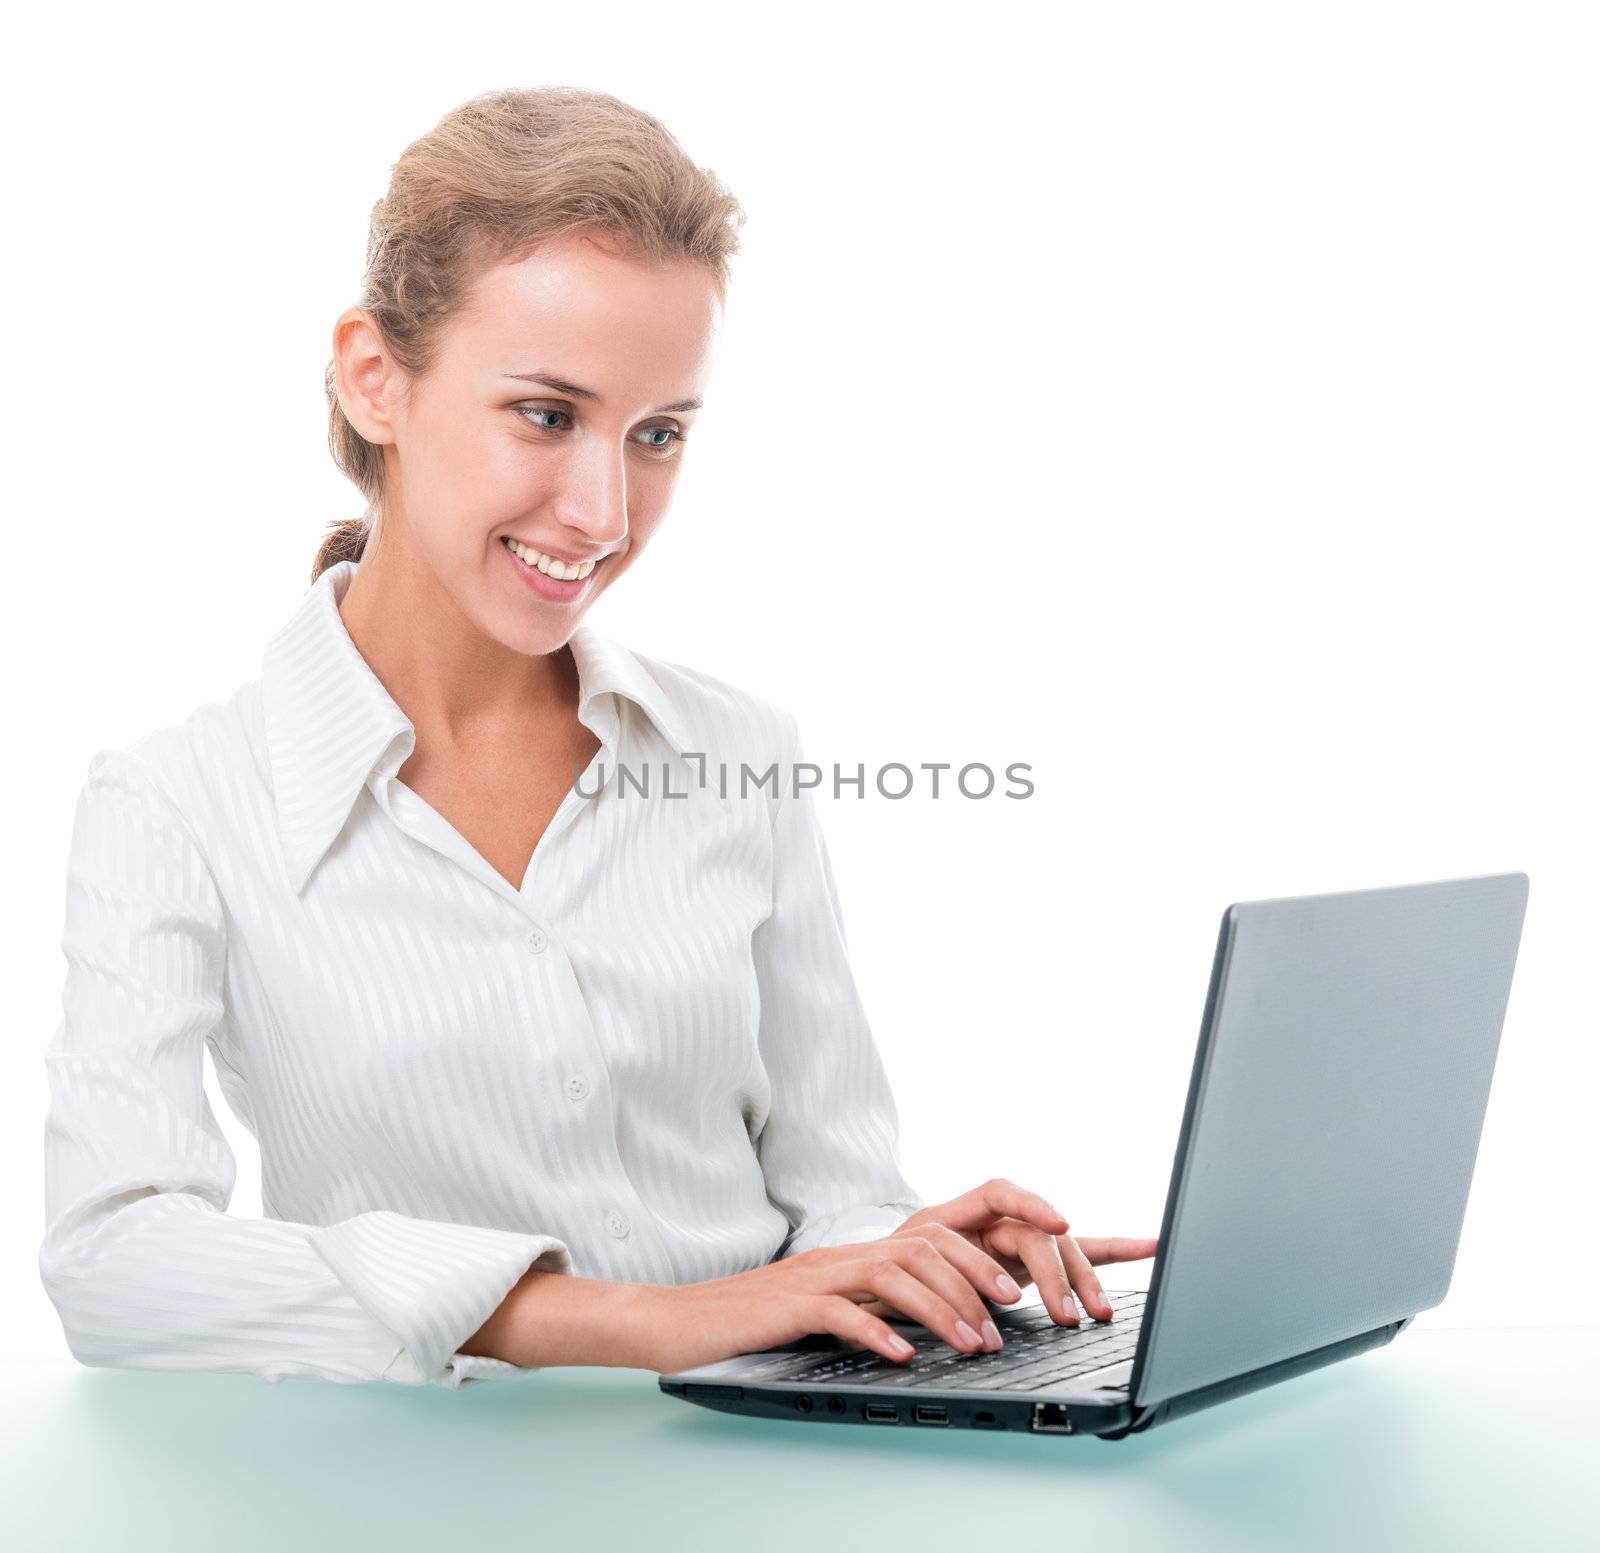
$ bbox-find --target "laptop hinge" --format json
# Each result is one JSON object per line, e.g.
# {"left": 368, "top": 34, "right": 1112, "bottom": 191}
{"left": 1101, "top": 1316, "right": 1411, "bottom": 1438}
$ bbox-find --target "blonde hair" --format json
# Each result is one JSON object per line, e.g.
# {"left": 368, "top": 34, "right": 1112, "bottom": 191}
{"left": 312, "top": 86, "right": 745, "bottom": 583}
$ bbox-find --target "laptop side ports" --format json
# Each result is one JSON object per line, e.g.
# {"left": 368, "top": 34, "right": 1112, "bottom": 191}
{"left": 912, "top": 1404, "right": 949, "bottom": 1425}
{"left": 864, "top": 1403, "right": 899, "bottom": 1423}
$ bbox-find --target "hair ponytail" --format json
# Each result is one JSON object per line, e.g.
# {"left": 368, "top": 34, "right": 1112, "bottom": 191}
{"left": 310, "top": 511, "right": 372, "bottom": 584}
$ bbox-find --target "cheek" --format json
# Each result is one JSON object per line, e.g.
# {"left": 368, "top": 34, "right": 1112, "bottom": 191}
{"left": 440, "top": 412, "right": 510, "bottom": 480}
{"left": 433, "top": 417, "right": 552, "bottom": 511}
{"left": 404, "top": 427, "right": 530, "bottom": 562}
{"left": 627, "top": 470, "right": 683, "bottom": 538}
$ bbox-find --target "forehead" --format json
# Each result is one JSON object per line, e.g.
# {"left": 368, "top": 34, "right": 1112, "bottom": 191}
{"left": 449, "top": 233, "right": 722, "bottom": 384}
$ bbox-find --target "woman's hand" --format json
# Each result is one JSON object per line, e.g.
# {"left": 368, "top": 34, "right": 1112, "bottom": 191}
{"left": 637, "top": 1221, "right": 1044, "bottom": 1375}
{"left": 635, "top": 1177, "right": 1160, "bottom": 1375}
{"left": 857, "top": 1177, "right": 1160, "bottom": 1328}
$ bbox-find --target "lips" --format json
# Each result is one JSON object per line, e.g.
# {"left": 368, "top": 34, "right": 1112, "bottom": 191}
{"left": 501, "top": 534, "right": 605, "bottom": 600}
{"left": 500, "top": 535, "right": 602, "bottom": 579}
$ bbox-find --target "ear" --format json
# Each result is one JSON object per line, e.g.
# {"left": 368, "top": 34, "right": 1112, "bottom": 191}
{"left": 332, "top": 307, "right": 402, "bottom": 446}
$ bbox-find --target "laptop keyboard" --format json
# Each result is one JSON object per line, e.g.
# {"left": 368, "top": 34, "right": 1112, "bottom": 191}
{"left": 743, "top": 1290, "right": 1146, "bottom": 1392}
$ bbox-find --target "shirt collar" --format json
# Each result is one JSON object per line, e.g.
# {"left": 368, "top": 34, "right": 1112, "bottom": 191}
{"left": 260, "top": 558, "right": 694, "bottom": 894}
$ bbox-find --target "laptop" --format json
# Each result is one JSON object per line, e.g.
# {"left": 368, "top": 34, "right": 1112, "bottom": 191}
{"left": 660, "top": 872, "right": 1529, "bottom": 1438}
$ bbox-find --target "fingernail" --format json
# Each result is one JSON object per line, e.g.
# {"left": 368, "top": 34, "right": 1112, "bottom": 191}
{"left": 955, "top": 1320, "right": 981, "bottom": 1349}
{"left": 891, "top": 1335, "right": 914, "bottom": 1359}
{"left": 995, "top": 1273, "right": 1022, "bottom": 1301}
{"left": 981, "top": 1319, "right": 1002, "bottom": 1350}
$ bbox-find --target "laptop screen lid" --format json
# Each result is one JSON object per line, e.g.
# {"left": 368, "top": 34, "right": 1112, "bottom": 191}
{"left": 1131, "top": 872, "right": 1529, "bottom": 1409}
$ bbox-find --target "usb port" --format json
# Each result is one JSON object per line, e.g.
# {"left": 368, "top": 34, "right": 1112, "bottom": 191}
{"left": 864, "top": 1403, "right": 899, "bottom": 1423}
{"left": 913, "top": 1405, "right": 949, "bottom": 1426}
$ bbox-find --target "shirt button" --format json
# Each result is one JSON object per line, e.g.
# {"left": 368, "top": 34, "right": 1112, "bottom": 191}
{"left": 604, "top": 1209, "right": 630, "bottom": 1239}
{"left": 564, "top": 1074, "right": 590, "bottom": 1102}
{"left": 524, "top": 925, "right": 548, "bottom": 954}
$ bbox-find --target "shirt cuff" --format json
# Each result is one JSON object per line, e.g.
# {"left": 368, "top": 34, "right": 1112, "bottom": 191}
{"left": 304, "top": 1209, "right": 572, "bottom": 1385}
{"left": 381, "top": 1346, "right": 537, "bottom": 1389}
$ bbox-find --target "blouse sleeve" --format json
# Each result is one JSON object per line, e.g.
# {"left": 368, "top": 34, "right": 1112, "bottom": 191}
{"left": 38, "top": 746, "right": 571, "bottom": 1389}
{"left": 752, "top": 713, "right": 924, "bottom": 1259}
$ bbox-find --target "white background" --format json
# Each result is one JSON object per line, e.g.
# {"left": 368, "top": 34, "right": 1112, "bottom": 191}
{"left": 4, "top": 0, "right": 1596, "bottom": 1362}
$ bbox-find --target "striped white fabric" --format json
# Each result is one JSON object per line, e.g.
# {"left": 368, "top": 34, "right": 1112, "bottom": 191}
{"left": 39, "top": 558, "right": 922, "bottom": 1388}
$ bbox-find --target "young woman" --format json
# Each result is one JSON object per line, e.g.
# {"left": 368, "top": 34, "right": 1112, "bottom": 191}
{"left": 39, "top": 86, "right": 1157, "bottom": 1389}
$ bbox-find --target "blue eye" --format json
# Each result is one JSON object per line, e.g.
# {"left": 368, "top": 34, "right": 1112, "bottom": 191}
{"left": 516, "top": 406, "right": 571, "bottom": 430}
{"left": 514, "top": 404, "right": 686, "bottom": 455}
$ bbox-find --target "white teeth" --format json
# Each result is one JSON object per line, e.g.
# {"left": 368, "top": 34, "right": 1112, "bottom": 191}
{"left": 504, "top": 537, "right": 597, "bottom": 581}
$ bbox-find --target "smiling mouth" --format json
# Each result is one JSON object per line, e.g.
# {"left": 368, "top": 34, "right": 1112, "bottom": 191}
{"left": 501, "top": 535, "right": 601, "bottom": 581}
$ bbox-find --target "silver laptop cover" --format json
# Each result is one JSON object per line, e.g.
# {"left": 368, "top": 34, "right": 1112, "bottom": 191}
{"left": 1133, "top": 873, "right": 1528, "bottom": 1409}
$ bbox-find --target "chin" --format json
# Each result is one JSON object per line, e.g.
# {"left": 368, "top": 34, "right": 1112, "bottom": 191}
{"left": 495, "top": 609, "right": 582, "bottom": 656}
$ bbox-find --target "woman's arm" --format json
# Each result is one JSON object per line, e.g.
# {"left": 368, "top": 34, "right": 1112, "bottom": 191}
{"left": 749, "top": 711, "right": 924, "bottom": 1258}
{"left": 459, "top": 1266, "right": 664, "bottom": 1368}
{"left": 38, "top": 746, "right": 571, "bottom": 1389}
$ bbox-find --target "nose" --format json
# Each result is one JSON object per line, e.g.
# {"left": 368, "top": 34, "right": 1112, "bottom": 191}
{"left": 549, "top": 437, "right": 630, "bottom": 550}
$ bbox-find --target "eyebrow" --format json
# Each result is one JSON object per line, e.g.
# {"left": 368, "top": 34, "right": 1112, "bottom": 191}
{"left": 503, "top": 372, "right": 703, "bottom": 414}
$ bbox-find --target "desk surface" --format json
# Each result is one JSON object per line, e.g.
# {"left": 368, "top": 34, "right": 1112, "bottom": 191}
{"left": 4, "top": 1326, "right": 1593, "bottom": 1552}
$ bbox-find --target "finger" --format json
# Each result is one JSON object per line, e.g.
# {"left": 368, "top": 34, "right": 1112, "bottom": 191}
{"left": 811, "top": 1294, "right": 920, "bottom": 1363}
{"left": 1057, "top": 1233, "right": 1114, "bottom": 1321}
{"left": 849, "top": 1238, "right": 1005, "bottom": 1334}
{"left": 1009, "top": 1225, "right": 1080, "bottom": 1326}
{"left": 974, "top": 1217, "right": 1048, "bottom": 1298}
{"left": 1074, "top": 1236, "right": 1161, "bottom": 1266}
{"left": 936, "top": 1178, "right": 1071, "bottom": 1239}
{"left": 920, "top": 1221, "right": 1028, "bottom": 1308}
{"left": 897, "top": 1227, "right": 1010, "bottom": 1345}
{"left": 902, "top": 1233, "right": 1006, "bottom": 1347}
{"left": 841, "top": 1252, "right": 988, "bottom": 1354}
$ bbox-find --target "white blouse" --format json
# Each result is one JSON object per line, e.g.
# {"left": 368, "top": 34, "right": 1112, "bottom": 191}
{"left": 39, "top": 558, "right": 922, "bottom": 1389}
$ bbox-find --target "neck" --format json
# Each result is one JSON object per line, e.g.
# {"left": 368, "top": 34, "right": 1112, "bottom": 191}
{"left": 336, "top": 530, "right": 576, "bottom": 749}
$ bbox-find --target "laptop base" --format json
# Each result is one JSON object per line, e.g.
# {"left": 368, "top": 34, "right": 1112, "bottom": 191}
{"left": 660, "top": 1315, "right": 1412, "bottom": 1439}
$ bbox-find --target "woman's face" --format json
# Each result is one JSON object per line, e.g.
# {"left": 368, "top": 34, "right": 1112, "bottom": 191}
{"left": 338, "top": 232, "right": 723, "bottom": 656}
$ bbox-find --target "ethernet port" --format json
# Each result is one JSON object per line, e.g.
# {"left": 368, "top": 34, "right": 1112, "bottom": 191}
{"left": 1032, "top": 1403, "right": 1075, "bottom": 1434}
